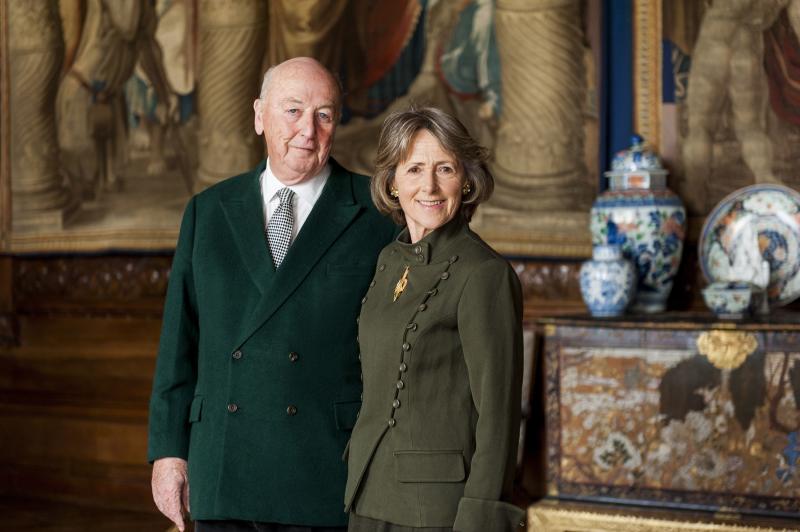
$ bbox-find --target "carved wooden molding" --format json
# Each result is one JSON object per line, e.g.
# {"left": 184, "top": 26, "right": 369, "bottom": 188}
{"left": 0, "top": 313, "right": 17, "bottom": 346}
{"left": 13, "top": 255, "right": 172, "bottom": 313}
{"left": 9, "top": 255, "right": 589, "bottom": 317}
{"left": 511, "top": 260, "right": 583, "bottom": 301}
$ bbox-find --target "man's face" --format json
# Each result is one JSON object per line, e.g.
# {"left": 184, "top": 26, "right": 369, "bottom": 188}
{"left": 253, "top": 62, "right": 338, "bottom": 185}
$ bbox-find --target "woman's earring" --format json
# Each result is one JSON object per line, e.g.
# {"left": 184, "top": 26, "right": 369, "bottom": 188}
{"left": 390, "top": 186, "right": 399, "bottom": 198}
{"left": 462, "top": 182, "right": 472, "bottom": 195}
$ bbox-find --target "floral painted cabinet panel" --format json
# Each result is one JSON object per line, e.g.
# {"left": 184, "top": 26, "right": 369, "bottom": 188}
{"left": 541, "top": 315, "right": 800, "bottom": 518}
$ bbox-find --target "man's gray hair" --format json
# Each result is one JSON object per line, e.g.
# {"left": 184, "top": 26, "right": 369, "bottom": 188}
{"left": 259, "top": 65, "right": 278, "bottom": 100}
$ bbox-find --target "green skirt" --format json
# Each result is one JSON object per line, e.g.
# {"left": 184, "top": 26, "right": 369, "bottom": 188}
{"left": 347, "top": 513, "right": 451, "bottom": 532}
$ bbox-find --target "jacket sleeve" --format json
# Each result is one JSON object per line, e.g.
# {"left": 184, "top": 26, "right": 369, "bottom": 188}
{"left": 453, "top": 258, "right": 526, "bottom": 532}
{"left": 147, "top": 196, "right": 200, "bottom": 463}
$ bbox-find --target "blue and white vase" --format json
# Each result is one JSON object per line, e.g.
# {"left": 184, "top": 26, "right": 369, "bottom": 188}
{"left": 590, "top": 135, "right": 686, "bottom": 313}
{"left": 580, "top": 244, "right": 636, "bottom": 317}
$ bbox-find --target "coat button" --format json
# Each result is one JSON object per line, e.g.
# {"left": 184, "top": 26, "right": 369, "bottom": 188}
{"left": 406, "top": 323, "right": 417, "bottom": 331}
{"left": 440, "top": 272, "right": 450, "bottom": 280}
{"left": 286, "top": 405, "right": 297, "bottom": 416}
{"left": 396, "top": 380, "right": 405, "bottom": 389}
{"left": 289, "top": 352, "right": 299, "bottom": 362}
{"left": 361, "top": 296, "right": 368, "bottom": 304}
{"left": 449, "top": 255, "right": 459, "bottom": 263}
{"left": 378, "top": 264, "right": 386, "bottom": 271}
{"left": 388, "top": 418, "right": 396, "bottom": 427}
{"left": 414, "top": 245, "right": 422, "bottom": 254}
{"left": 399, "top": 362, "right": 407, "bottom": 372}
{"left": 369, "top": 280, "right": 375, "bottom": 287}
{"left": 416, "top": 255, "right": 424, "bottom": 263}
{"left": 402, "top": 342, "right": 411, "bottom": 351}
{"left": 232, "top": 350, "right": 242, "bottom": 360}
{"left": 418, "top": 304, "right": 427, "bottom": 312}
{"left": 392, "top": 399, "right": 401, "bottom": 408}
{"left": 428, "top": 288, "right": 438, "bottom": 296}
{"left": 227, "top": 403, "right": 238, "bottom": 413}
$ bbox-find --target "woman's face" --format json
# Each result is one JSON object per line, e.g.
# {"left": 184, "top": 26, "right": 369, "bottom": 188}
{"left": 392, "top": 129, "right": 464, "bottom": 243}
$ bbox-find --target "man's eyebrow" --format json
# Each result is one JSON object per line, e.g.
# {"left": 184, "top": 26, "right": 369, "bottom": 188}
{"left": 278, "top": 96, "right": 335, "bottom": 108}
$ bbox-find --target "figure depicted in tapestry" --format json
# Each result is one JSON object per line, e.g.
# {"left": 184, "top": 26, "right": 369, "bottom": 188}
{"left": 681, "top": 0, "right": 796, "bottom": 214}
{"left": 333, "top": 0, "right": 594, "bottom": 213}
{"left": 56, "top": 0, "right": 172, "bottom": 200}
{"left": 124, "top": 0, "right": 195, "bottom": 180}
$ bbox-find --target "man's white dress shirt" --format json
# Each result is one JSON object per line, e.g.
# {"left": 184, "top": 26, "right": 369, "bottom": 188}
{"left": 260, "top": 158, "right": 330, "bottom": 243}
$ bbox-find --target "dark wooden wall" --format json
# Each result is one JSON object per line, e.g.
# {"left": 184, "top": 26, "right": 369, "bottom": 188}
{"left": 0, "top": 255, "right": 168, "bottom": 511}
{"left": 0, "top": 251, "right": 706, "bottom": 513}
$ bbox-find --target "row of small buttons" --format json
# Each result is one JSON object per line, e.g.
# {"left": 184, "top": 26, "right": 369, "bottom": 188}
{"left": 227, "top": 403, "right": 298, "bottom": 416}
{"left": 387, "top": 256, "right": 457, "bottom": 428}
{"left": 231, "top": 350, "right": 300, "bottom": 363}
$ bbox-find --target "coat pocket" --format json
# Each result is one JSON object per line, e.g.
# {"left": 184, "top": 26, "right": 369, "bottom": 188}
{"left": 333, "top": 400, "right": 361, "bottom": 430}
{"left": 188, "top": 396, "right": 204, "bottom": 423}
{"left": 394, "top": 450, "right": 466, "bottom": 483}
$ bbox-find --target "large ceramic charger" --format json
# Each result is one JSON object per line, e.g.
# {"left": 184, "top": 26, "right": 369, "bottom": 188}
{"left": 699, "top": 184, "right": 800, "bottom": 307}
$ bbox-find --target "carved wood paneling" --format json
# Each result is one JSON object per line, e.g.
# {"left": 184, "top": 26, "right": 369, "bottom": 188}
{"left": 0, "top": 314, "right": 18, "bottom": 347}
{"left": 13, "top": 255, "right": 171, "bottom": 315}
{"left": 511, "top": 260, "right": 586, "bottom": 320}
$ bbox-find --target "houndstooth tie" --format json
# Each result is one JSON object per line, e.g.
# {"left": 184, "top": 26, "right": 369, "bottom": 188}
{"left": 267, "top": 187, "right": 295, "bottom": 268}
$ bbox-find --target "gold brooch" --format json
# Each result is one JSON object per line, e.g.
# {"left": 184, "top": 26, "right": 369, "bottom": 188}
{"left": 393, "top": 266, "right": 409, "bottom": 302}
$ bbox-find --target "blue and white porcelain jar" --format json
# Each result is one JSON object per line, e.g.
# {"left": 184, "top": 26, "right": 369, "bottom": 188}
{"left": 580, "top": 244, "right": 636, "bottom": 317}
{"left": 590, "top": 135, "right": 686, "bottom": 313}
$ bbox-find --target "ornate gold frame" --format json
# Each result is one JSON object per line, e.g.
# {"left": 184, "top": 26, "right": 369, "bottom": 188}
{"left": 1, "top": 0, "right": 10, "bottom": 252}
{"left": 633, "top": 0, "right": 662, "bottom": 152}
{"left": 528, "top": 503, "right": 788, "bottom": 532}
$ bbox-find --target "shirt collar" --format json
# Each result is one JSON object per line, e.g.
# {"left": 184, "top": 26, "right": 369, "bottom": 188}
{"left": 261, "top": 158, "right": 331, "bottom": 206}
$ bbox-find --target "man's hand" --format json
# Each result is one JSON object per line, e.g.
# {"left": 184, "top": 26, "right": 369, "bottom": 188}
{"left": 152, "top": 457, "right": 190, "bottom": 531}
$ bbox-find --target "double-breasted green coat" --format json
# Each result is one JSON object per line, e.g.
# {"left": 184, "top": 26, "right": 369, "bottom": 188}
{"left": 344, "top": 218, "right": 526, "bottom": 532}
{"left": 148, "top": 160, "right": 395, "bottom": 526}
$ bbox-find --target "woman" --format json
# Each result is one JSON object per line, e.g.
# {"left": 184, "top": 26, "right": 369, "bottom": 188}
{"left": 344, "top": 107, "right": 525, "bottom": 532}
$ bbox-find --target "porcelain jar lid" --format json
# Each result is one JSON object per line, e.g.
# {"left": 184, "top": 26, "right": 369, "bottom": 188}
{"left": 605, "top": 134, "right": 668, "bottom": 177}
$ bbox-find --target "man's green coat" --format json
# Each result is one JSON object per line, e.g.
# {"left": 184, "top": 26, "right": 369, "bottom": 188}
{"left": 148, "top": 160, "right": 395, "bottom": 526}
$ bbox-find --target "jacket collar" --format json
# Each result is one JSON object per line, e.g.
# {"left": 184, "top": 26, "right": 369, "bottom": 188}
{"left": 393, "top": 216, "right": 467, "bottom": 265}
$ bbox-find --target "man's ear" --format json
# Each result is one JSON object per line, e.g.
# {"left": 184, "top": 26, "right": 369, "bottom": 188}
{"left": 253, "top": 99, "right": 264, "bottom": 135}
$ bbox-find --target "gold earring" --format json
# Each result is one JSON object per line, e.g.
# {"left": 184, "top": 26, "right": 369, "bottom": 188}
{"left": 390, "top": 186, "right": 399, "bottom": 198}
{"left": 462, "top": 182, "right": 472, "bottom": 195}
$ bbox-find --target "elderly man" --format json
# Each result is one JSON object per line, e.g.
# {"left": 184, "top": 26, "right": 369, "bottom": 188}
{"left": 148, "top": 57, "right": 395, "bottom": 532}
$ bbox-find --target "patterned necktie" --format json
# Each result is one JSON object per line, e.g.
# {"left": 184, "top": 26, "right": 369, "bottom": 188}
{"left": 267, "top": 187, "right": 295, "bottom": 268}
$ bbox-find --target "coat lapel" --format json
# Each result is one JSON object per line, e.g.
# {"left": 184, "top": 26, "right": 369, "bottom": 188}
{"left": 235, "top": 161, "right": 362, "bottom": 348}
{"left": 220, "top": 160, "right": 275, "bottom": 295}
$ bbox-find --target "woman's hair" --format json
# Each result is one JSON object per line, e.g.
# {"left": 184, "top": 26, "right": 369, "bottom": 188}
{"left": 371, "top": 106, "right": 494, "bottom": 224}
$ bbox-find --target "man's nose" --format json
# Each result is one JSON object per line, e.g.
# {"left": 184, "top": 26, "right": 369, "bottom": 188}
{"left": 299, "top": 112, "right": 316, "bottom": 137}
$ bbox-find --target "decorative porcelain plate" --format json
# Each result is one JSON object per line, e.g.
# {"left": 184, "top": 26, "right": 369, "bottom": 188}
{"left": 699, "top": 184, "right": 800, "bottom": 306}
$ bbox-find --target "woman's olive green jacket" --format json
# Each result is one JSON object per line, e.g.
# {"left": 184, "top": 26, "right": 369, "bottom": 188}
{"left": 344, "top": 218, "right": 526, "bottom": 532}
